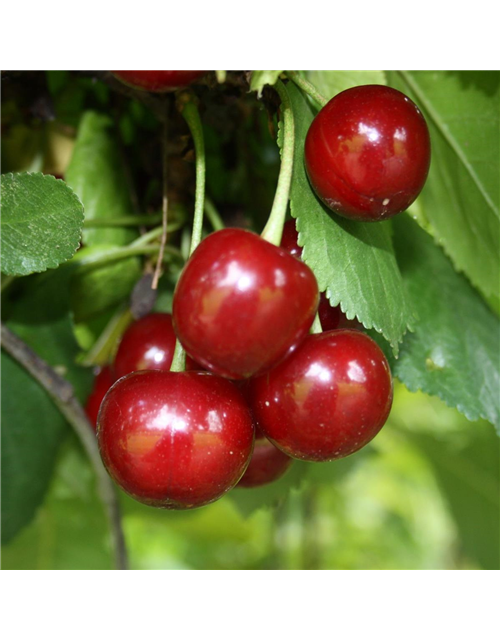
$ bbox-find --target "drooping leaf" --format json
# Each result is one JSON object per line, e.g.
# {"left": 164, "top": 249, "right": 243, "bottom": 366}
{"left": 389, "top": 216, "right": 500, "bottom": 431}
{"left": 2, "top": 269, "right": 92, "bottom": 542}
{"left": 388, "top": 71, "right": 500, "bottom": 300}
{"left": 1, "top": 172, "right": 83, "bottom": 276}
{"left": 65, "top": 111, "right": 138, "bottom": 246}
{"left": 250, "top": 71, "right": 283, "bottom": 97}
{"left": 286, "top": 82, "right": 415, "bottom": 353}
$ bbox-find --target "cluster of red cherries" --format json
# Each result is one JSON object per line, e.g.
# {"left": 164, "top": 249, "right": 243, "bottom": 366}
{"left": 88, "top": 71, "right": 431, "bottom": 510}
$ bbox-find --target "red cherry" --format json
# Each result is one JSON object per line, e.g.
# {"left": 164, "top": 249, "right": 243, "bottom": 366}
{"left": 85, "top": 366, "right": 114, "bottom": 430}
{"left": 98, "top": 370, "right": 254, "bottom": 509}
{"left": 172, "top": 228, "right": 319, "bottom": 379}
{"left": 249, "top": 330, "right": 393, "bottom": 462}
{"left": 305, "top": 85, "right": 431, "bottom": 221}
{"left": 279, "top": 218, "right": 303, "bottom": 259}
{"left": 238, "top": 428, "right": 293, "bottom": 488}
{"left": 111, "top": 71, "right": 207, "bottom": 92}
{"left": 113, "top": 313, "right": 176, "bottom": 380}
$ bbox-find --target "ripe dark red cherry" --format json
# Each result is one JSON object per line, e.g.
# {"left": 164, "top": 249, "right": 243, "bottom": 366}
{"left": 172, "top": 228, "right": 319, "bottom": 380}
{"left": 111, "top": 71, "right": 207, "bottom": 92}
{"left": 85, "top": 366, "right": 113, "bottom": 430}
{"left": 98, "top": 370, "right": 254, "bottom": 509}
{"left": 249, "top": 330, "right": 393, "bottom": 462}
{"left": 113, "top": 313, "right": 177, "bottom": 380}
{"left": 238, "top": 428, "right": 293, "bottom": 488}
{"left": 305, "top": 85, "right": 431, "bottom": 221}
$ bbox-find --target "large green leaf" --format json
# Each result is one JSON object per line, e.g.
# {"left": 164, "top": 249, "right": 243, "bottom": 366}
{"left": 2, "top": 269, "right": 92, "bottom": 542}
{"left": 389, "top": 71, "right": 500, "bottom": 300}
{"left": 65, "top": 111, "right": 137, "bottom": 246}
{"left": 0, "top": 439, "right": 113, "bottom": 569}
{"left": 411, "top": 425, "right": 499, "bottom": 569}
{"left": 1, "top": 172, "right": 83, "bottom": 276}
{"left": 286, "top": 83, "right": 415, "bottom": 353}
{"left": 389, "top": 216, "right": 500, "bottom": 431}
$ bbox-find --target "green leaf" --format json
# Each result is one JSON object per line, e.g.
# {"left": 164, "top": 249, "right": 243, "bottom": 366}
{"left": 389, "top": 71, "right": 500, "bottom": 300}
{"left": 2, "top": 269, "right": 92, "bottom": 542}
{"left": 228, "top": 462, "right": 308, "bottom": 517}
{"left": 69, "top": 245, "right": 141, "bottom": 323}
{"left": 305, "top": 70, "right": 386, "bottom": 98}
{"left": 0, "top": 439, "right": 113, "bottom": 569}
{"left": 1, "top": 352, "right": 70, "bottom": 544}
{"left": 1, "top": 172, "right": 83, "bottom": 276}
{"left": 286, "top": 83, "right": 415, "bottom": 353}
{"left": 390, "top": 216, "right": 500, "bottom": 431}
{"left": 411, "top": 425, "right": 499, "bottom": 569}
{"left": 65, "top": 111, "right": 138, "bottom": 247}
{"left": 250, "top": 71, "right": 283, "bottom": 97}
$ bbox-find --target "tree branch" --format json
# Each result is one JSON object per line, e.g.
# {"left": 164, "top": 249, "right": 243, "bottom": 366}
{"left": 1, "top": 323, "right": 129, "bottom": 570}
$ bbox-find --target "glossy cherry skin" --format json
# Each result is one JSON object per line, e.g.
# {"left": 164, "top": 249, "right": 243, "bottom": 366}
{"left": 172, "top": 228, "right": 319, "bottom": 380}
{"left": 111, "top": 71, "right": 207, "bottom": 92}
{"left": 113, "top": 313, "right": 177, "bottom": 380}
{"left": 249, "top": 330, "right": 393, "bottom": 462}
{"left": 98, "top": 370, "right": 254, "bottom": 509}
{"left": 280, "top": 220, "right": 359, "bottom": 332}
{"left": 305, "top": 85, "right": 431, "bottom": 221}
{"left": 238, "top": 428, "right": 293, "bottom": 488}
{"left": 85, "top": 366, "right": 114, "bottom": 430}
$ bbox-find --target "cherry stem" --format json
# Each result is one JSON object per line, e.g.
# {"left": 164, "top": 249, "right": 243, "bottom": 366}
{"left": 170, "top": 94, "right": 207, "bottom": 373}
{"left": 72, "top": 244, "right": 182, "bottom": 272}
{"left": 204, "top": 196, "right": 225, "bottom": 231}
{"left": 0, "top": 323, "right": 129, "bottom": 570}
{"left": 152, "top": 101, "right": 170, "bottom": 290}
{"left": 84, "top": 214, "right": 164, "bottom": 228}
{"left": 285, "top": 71, "right": 328, "bottom": 108}
{"left": 179, "top": 95, "right": 206, "bottom": 256}
{"left": 261, "top": 80, "right": 295, "bottom": 246}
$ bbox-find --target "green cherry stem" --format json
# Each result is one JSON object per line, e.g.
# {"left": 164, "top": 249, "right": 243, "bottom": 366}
{"left": 170, "top": 94, "right": 207, "bottom": 373}
{"left": 204, "top": 196, "right": 225, "bottom": 231}
{"left": 72, "top": 244, "right": 182, "bottom": 272}
{"left": 152, "top": 100, "right": 170, "bottom": 290}
{"left": 83, "top": 214, "right": 164, "bottom": 228}
{"left": 285, "top": 72, "right": 328, "bottom": 108}
{"left": 261, "top": 80, "right": 295, "bottom": 247}
{"left": 179, "top": 95, "right": 206, "bottom": 256}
